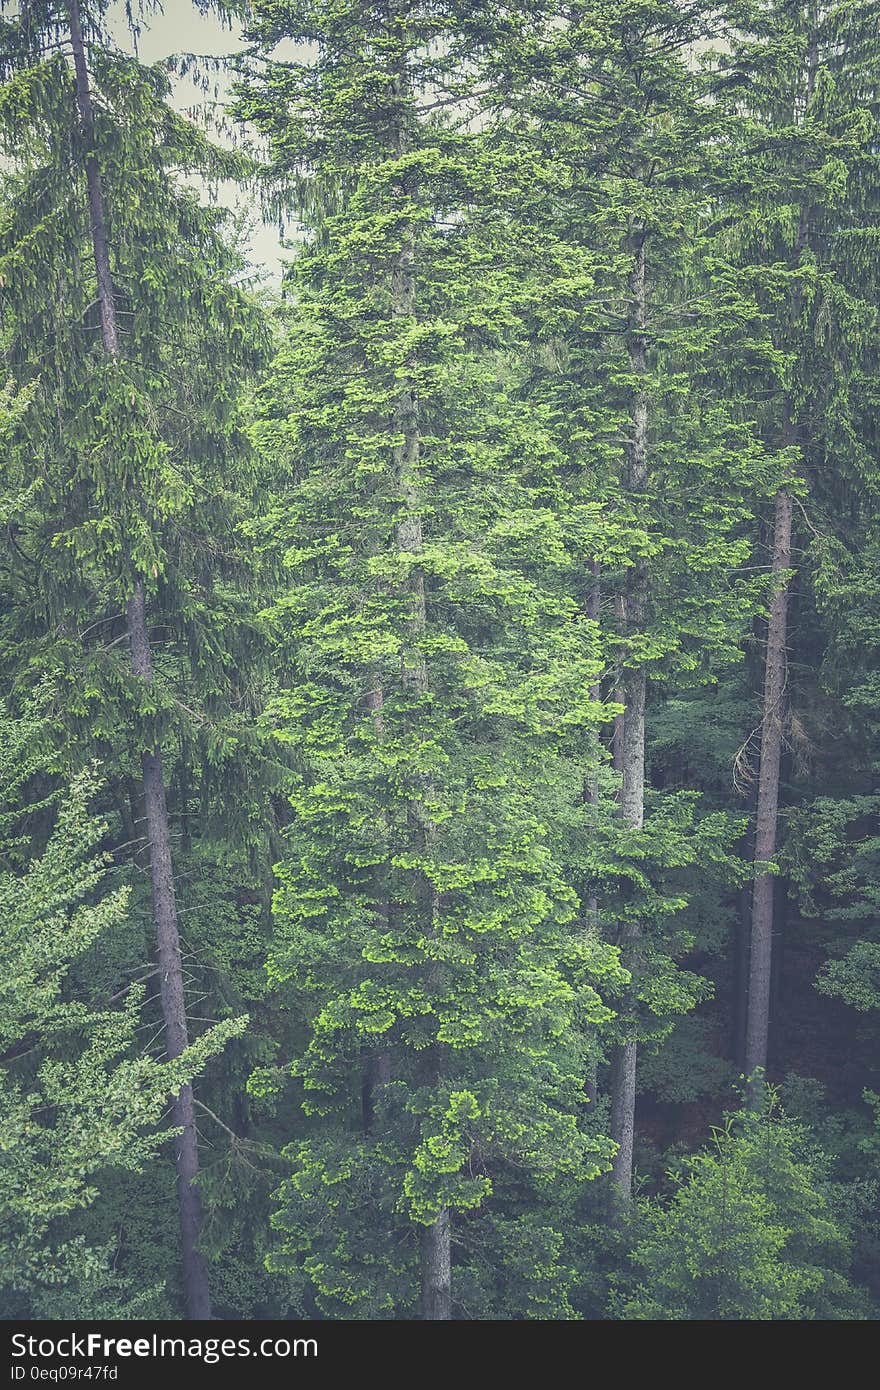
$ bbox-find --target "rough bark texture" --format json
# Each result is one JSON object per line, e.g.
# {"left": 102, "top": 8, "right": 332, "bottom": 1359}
{"left": 420, "top": 1207, "right": 452, "bottom": 1321}
{"left": 610, "top": 233, "right": 649, "bottom": 1200}
{"left": 745, "top": 486, "right": 793, "bottom": 1084}
{"left": 744, "top": 27, "right": 814, "bottom": 1095}
{"left": 67, "top": 0, "right": 211, "bottom": 1318}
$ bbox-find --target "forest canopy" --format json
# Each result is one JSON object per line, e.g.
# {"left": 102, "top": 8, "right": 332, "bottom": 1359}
{"left": 1, "top": 0, "right": 879, "bottom": 1323}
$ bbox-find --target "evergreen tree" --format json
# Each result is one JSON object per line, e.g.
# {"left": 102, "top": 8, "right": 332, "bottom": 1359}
{"left": 617, "top": 1096, "right": 861, "bottom": 1319}
{"left": 0, "top": 703, "right": 241, "bottom": 1317}
{"left": 0, "top": 0, "right": 266, "bottom": 1315}
{"left": 715, "top": 0, "right": 880, "bottom": 1087}
{"left": 483, "top": 0, "right": 778, "bottom": 1195}
{"left": 238, "top": 0, "right": 625, "bottom": 1317}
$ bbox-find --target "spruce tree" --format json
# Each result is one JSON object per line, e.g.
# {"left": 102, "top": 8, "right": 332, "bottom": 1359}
{"left": 0, "top": 703, "right": 241, "bottom": 1316}
{"left": 618, "top": 1097, "right": 861, "bottom": 1319}
{"left": 483, "top": 0, "right": 777, "bottom": 1196}
{"left": 239, "top": 0, "right": 625, "bottom": 1317}
{"left": 714, "top": 0, "right": 880, "bottom": 1086}
{"left": 0, "top": 0, "right": 266, "bottom": 1315}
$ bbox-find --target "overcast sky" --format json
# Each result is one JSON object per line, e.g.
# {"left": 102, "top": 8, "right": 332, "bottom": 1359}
{"left": 107, "top": 1, "right": 287, "bottom": 280}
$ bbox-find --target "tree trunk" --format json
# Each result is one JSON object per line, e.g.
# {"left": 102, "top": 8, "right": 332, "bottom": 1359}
{"left": 67, "top": 0, "right": 211, "bottom": 1318}
{"left": 68, "top": 0, "right": 118, "bottom": 358}
{"left": 361, "top": 1047, "right": 391, "bottom": 1135}
{"left": 128, "top": 583, "right": 212, "bottom": 1318}
{"left": 744, "top": 487, "right": 793, "bottom": 1085}
{"left": 583, "top": 559, "right": 602, "bottom": 1106}
{"left": 609, "top": 664, "right": 646, "bottom": 1195}
{"left": 744, "top": 12, "right": 816, "bottom": 1098}
{"left": 609, "top": 232, "right": 649, "bottom": 1200}
{"left": 420, "top": 1209, "right": 452, "bottom": 1321}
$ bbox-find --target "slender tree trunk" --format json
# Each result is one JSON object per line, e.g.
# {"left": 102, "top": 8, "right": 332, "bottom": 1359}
{"left": 128, "top": 584, "right": 212, "bottom": 1318}
{"left": 67, "top": 0, "right": 211, "bottom": 1318}
{"left": 68, "top": 2, "right": 118, "bottom": 358}
{"left": 744, "top": 485, "right": 793, "bottom": 1085}
{"left": 420, "top": 1208, "right": 452, "bottom": 1321}
{"left": 744, "top": 10, "right": 816, "bottom": 1099}
{"left": 583, "top": 559, "right": 602, "bottom": 1106}
{"left": 610, "top": 233, "right": 649, "bottom": 1200}
{"left": 609, "top": 665, "right": 646, "bottom": 1194}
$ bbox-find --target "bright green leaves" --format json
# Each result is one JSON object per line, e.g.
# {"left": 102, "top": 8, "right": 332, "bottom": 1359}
{"left": 241, "top": 0, "right": 627, "bottom": 1315}
{"left": 617, "top": 1099, "right": 860, "bottom": 1320}
{"left": 0, "top": 711, "right": 245, "bottom": 1309}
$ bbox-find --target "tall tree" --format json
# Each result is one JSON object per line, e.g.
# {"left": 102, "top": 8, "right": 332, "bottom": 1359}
{"left": 67, "top": 0, "right": 211, "bottom": 1314}
{"left": 239, "top": 0, "right": 625, "bottom": 1317}
{"left": 0, "top": 702, "right": 241, "bottom": 1316}
{"left": 0, "top": 0, "right": 265, "bottom": 1315}
{"left": 485, "top": 0, "right": 776, "bottom": 1196}
{"left": 716, "top": 0, "right": 880, "bottom": 1085}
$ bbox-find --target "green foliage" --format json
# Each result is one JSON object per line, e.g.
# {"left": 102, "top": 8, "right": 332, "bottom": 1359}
{"left": 617, "top": 1096, "right": 862, "bottom": 1320}
{"left": 0, "top": 0, "right": 878, "bottom": 1322}
{"left": 0, "top": 707, "right": 242, "bottom": 1315}
{"left": 238, "top": 0, "right": 632, "bottom": 1316}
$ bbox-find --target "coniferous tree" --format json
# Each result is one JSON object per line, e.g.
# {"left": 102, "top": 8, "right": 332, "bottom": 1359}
{"left": 714, "top": 0, "right": 880, "bottom": 1086}
{"left": 0, "top": 703, "right": 242, "bottom": 1317}
{"left": 0, "top": 0, "right": 266, "bottom": 1315}
{"left": 484, "top": 0, "right": 777, "bottom": 1196}
{"left": 239, "top": 0, "right": 626, "bottom": 1317}
{"left": 617, "top": 1097, "right": 861, "bottom": 1319}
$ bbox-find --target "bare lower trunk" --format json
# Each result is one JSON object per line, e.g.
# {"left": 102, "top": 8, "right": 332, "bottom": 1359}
{"left": 745, "top": 488, "right": 793, "bottom": 1087}
{"left": 744, "top": 32, "right": 814, "bottom": 1096}
{"left": 420, "top": 1209, "right": 451, "bottom": 1321}
{"left": 610, "top": 665, "right": 646, "bottom": 1196}
{"left": 128, "top": 583, "right": 211, "bottom": 1318}
{"left": 609, "top": 1039, "right": 637, "bottom": 1195}
{"left": 67, "top": 0, "right": 210, "bottom": 1317}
